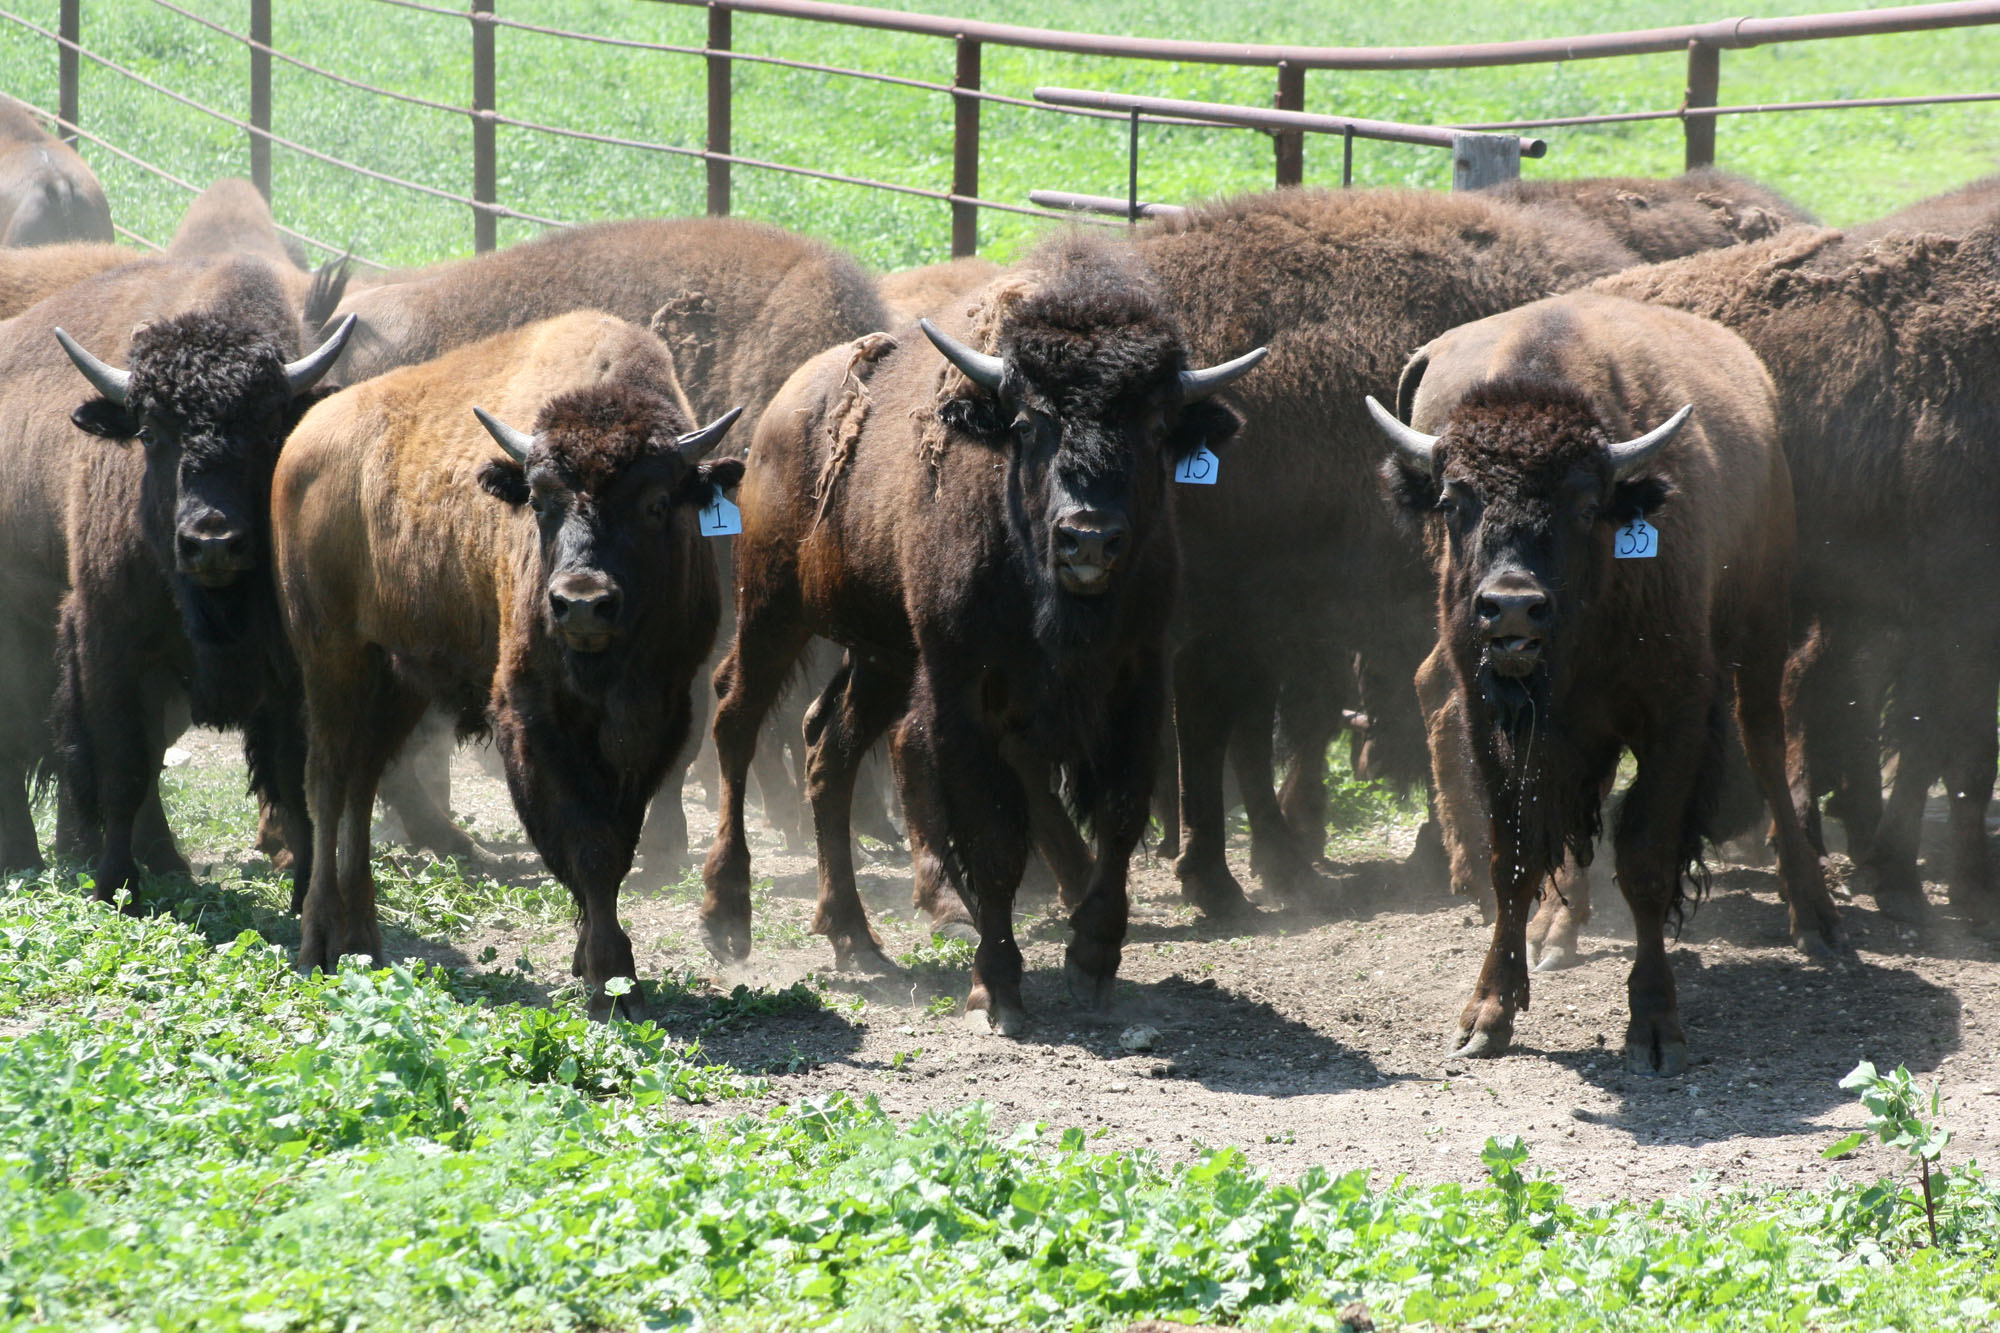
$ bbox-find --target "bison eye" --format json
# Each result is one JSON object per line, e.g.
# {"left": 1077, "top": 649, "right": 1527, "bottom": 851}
{"left": 646, "top": 495, "right": 670, "bottom": 523}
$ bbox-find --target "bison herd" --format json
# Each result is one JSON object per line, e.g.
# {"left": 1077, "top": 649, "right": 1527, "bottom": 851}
{"left": 3, "top": 91, "right": 1997, "bottom": 1075}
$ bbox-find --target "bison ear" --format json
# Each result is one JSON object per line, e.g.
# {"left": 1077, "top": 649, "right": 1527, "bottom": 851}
{"left": 696, "top": 458, "right": 745, "bottom": 496}
{"left": 476, "top": 459, "right": 530, "bottom": 507}
{"left": 71, "top": 397, "right": 139, "bottom": 440}
{"left": 283, "top": 385, "right": 340, "bottom": 438}
{"left": 1168, "top": 400, "right": 1242, "bottom": 463}
{"left": 1611, "top": 475, "right": 1674, "bottom": 524}
{"left": 1379, "top": 453, "right": 1438, "bottom": 523}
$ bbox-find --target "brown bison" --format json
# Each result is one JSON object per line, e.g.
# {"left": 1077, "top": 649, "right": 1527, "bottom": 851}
{"left": 1595, "top": 201, "right": 2000, "bottom": 926}
{"left": 0, "top": 242, "right": 132, "bottom": 320}
{"left": 166, "top": 178, "right": 308, "bottom": 270}
{"left": 878, "top": 256, "right": 1000, "bottom": 326}
{"left": 1480, "top": 168, "right": 1805, "bottom": 263}
{"left": 1370, "top": 290, "right": 1834, "bottom": 1073}
{"left": 0, "top": 98, "right": 112, "bottom": 248}
{"left": 323, "top": 215, "right": 888, "bottom": 872}
{"left": 273, "top": 312, "right": 740, "bottom": 1014}
{"left": 701, "top": 235, "right": 1263, "bottom": 1032}
{"left": 0, "top": 253, "right": 348, "bottom": 895}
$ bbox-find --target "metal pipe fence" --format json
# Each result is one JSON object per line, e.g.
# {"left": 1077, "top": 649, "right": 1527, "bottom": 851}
{"left": 9, "top": 0, "right": 2000, "bottom": 262}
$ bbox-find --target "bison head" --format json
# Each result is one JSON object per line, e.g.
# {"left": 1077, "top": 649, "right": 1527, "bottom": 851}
{"left": 473, "top": 385, "right": 741, "bottom": 669}
{"left": 57, "top": 313, "right": 353, "bottom": 602}
{"left": 1371, "top": 381, "right": 1686, "bottom": 729}
{"left": 920, "top": 252, "right": 1262, "bottom": 623}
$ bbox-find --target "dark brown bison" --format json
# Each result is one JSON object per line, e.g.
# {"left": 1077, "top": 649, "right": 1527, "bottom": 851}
{"left": 1596, "top": 202, "right": 2000, "bottom": 927}
{"left": 0, "top": 98, "right": 111, "bottom": 248}
{"left": 1480, "top": 168, "right": 1806, "bottom": 263}
{"left": 324, "top": 215, "right": 889, "bottom": 873}
{"left": 1371, "top": 289, "right": 1833, "bottom": 1073}
{"left": 0, "top": 253, "right": 347, "bottom": 896}
{"left": 1129, "top": 174, "right": 1809, "bottom": 917}
{"left": 700, "top": 235, "right": 1263, "bottom": 1032}
{"left": 273, "top": 312, "right": 740, "bottom": 1014}
{"left": 0, "top": 242, "right": 132, "bottom": 319}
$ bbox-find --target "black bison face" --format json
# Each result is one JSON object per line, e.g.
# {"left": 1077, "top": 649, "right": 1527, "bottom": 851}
{"left": 1372, "top": 381, "right": 1685, "bottom": 728}
{"left": 475, "top": 385, "right": 741, "bottom": 674}
{"left": 920, "top": 294, "right": 1261, "bottom": 611}
{"left": 58, "top": 314, "right": 353, "bottom": 600}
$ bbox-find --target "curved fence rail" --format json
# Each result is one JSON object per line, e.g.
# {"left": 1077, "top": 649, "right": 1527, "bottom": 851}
{"left": 11, "top": 0, "right": 2000, "bottom": 263}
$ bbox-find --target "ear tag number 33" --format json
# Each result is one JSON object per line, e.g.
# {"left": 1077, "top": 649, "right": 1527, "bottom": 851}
{"left": 1614, "top": 516, "right": 1658, "bottom": 560}
{"left": 1175, "top": 441, "right": 1219, "bottom": 485}
{"left": 699, "top": 487, "right": 742, "bottom": 537}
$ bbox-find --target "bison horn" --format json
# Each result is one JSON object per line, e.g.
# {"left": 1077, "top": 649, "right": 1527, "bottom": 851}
{"left": 918, "top": 317, "right": 1003, "bottom": 392}
{"left": 52, "top": 328, "right": 132, "bottom": 407}
{"left": 1605, "top": 404, "right": 1692, "bottom": 479}
{"left": 283, "top": 313, "right": 356, "bottom": 395}
{"left": 472, "top": 406, "right": 536, "bottom": 463}
{"left": 1364, "top": 395, "right": 1439, "bottom": 475}
{"left": 675, "top": 405, "right": 744, "bottom": 461}
{"left": 1178, "top": 346, "right": 1268, "bottom": 401}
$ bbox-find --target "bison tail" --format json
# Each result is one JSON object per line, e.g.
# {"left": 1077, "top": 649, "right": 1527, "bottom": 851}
{"left": 1668, "top": 693, "right": 1732, "bottom": 936}
{"left": 49, "top": 615, "right": 102, "bottom": 833}
{"left": 304, "top": 251, "right": 354, "bottom": 335}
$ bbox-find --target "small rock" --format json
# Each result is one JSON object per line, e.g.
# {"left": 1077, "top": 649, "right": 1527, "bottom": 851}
{"left": 1119, "top": 1024, "right": 1163, "bottom": 1052}
{"left": 1569, "top": 1106, "right": 1590, "bottom": 1120}
{"left": 162, "top": 746, "right": 192, "bottom": 768}
{"left": 1147, "top": 1061, "right": 1180, "bottom": 1079}
{"left": 1338, "top": 1299, "right": 1375, "bottom": 1331}
{"left": 1107, "top": 1081, "right": 1131, "bottom": 1093}
{"left": 1692, "top": 1107, "right": 1709, "bottom": 1119}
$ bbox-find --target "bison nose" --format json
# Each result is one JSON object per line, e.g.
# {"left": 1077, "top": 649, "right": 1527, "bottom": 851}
{"left": 1054, "top": 512, "right": 1129, "bottom": 595}
{"left": 549, "top": 574, "right": 621, "bottom": 651}
{"left": 1474, "top": 574, "right": 1550, "bottom": 675}
{"left": 175, "top": 527, "right": 252, "bottom": 585}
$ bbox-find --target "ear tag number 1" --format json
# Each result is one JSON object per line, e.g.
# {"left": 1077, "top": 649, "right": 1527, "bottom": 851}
{"left": 699, "top": 487, "right": 742, "bottom": 537}
{"left": 1614, "top": 516, "right": 1658, "bottom": 559}
{"left": 1175, "top": 441, "right": 1219, "bottom": 485}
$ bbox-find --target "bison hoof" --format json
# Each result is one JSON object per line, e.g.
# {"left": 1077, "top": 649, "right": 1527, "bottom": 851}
{"left": 1792, "top": 926, "right": 1847, "bottom": 959}
{"left": 931, "top": 919, "right": 980, "bottom": 945}
{"left": 698, "top": 914, "right": 751, "bottom": 964}
{"left": 965, "top": 1003, "right": 1027, "bottom": 1037}
{"left": 831, "top": 935, "right": 895, "bottom": 974}
{"left": 586, "top": 985, "right": 639, "bottom": 1024}
{"left": 1449, "top": 1028, "right": 1509, "bottom": 1060}
{"left": 1063, "top": 957, "right": 1117, "bottom": 1012}
{"left": 1624, "top": 1037, "right": 1688, "bottom": 1077}
{"left": 1531, "top": 942, "right": 1579, "bottom": 972}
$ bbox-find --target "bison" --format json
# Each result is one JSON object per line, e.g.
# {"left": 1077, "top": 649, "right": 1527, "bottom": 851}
{"left": 701, "top": 235, "right": 1263, "bottom": 1032}
{"left": 0, "top": 242, "right": 132, "bottom": 320}
{"left": 1595, "top": 200, "right": 2000, "bottom": 927}
{"left": 0, "top": 97, "right": 112, "bottom": 248}
{"left": 1368, "top": 289, "right": 1834, "bottom": 1073}
{"left": 166, "top": 177, "right": 309, "bottom": 270}
{"left": 878, "top": 256, "right": 1001, "bottom": 326}
{"left": 272, "top": 311, "right": 740, "bottom": 1014}
{"left": 0, "top": 253, "right": 348, "bottom": 895}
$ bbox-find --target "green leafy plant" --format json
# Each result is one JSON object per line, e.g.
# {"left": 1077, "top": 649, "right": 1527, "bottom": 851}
{"left": 1826, "top": 1060, "right": 1954, "bottom": 1247}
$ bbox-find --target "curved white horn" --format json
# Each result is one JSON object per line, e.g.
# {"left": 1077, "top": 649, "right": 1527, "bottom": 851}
{"left": 1179, "top": 345, "right": 1268, "bottom": 401}
{"left": 1606, "top": 404, "right": 1691, "bottom": 479}
{"left": 917, "top": 317, "right": 1003, "bottom": 391}
{"left": 472, "top": 406, "right": 536, "bottom": 463}
{"left": 53, "top": 327, "right": 131, "bottom": 406}
{"left": 1364, "top": 395, "right": 1439, "bottom": 476}
{"left": 676, "top": 405, "right": 744, "bottom": 461}
{"left": 284, "top": 313, "right": 356, "bottom": 395}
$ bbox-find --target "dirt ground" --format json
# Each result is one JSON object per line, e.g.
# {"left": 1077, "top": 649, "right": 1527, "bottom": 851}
{"left": 175, "top": 728, "right": 2000, "bottom": 1204}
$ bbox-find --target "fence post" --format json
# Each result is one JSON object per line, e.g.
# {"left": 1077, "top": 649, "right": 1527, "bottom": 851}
{"left": 249, "top": 0, "right": 271, "bottom": 201}
{"left": 57, "top": 0, "right": 78, "bottom": 145}
{"left": 471, "top": 0, "right": 496, "bottom": 252}
{"left": 1450, "top": 132, "right": 1519, "bottom": 191}
{"left": 1683, "top": 39, "right": 1720, "bottom": 170}
{"left": 1273, "top": 61, "right": 1304, "bottom": 187}
{"left": 951, "top": 36, "right": 981, "bottom": 257}
{"left": 706, "top": 5, "right": 732, "bottom": 217}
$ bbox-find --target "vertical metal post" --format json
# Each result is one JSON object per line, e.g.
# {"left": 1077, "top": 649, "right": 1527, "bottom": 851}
{"left": 1126, "top": 107, "right": 1139, "bottom": 223}
{"left": 1451, "top": 132, "right": 1519, "bottom": 191}
{"left": 57, "top": 0, "right": 79, "bottom": 145}
{"left": 1342, "top": 125, "right": 1354, "bottom": 188}
{"left": 249, "top": 0, "right": 271, "bottom": 201}
{"left": 1683, "top": 39, "right": 1720, "bottom": 171}
{"left": 706, "top": 5, "right": 732, "bottom": 216}
{"left": 951, "top": 36, "right": 981, "bottom": 257}
{"left": 470, "top": 0, "right": 496, "bottom": 252}
{"left": 1273, "top": 60, "right": 1304, "bottom": 187}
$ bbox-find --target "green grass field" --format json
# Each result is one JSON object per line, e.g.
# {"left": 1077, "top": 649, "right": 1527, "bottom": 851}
{"left": 2, "top": 1, "right": 1997, "bottom": 270}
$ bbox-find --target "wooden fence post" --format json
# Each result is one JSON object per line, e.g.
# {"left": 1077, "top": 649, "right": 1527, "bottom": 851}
{"left": 706, "top": 5, "right": 732, "bottom": 216}
{"left": 57, "top": 0, "right": 78, "bottom": 145}
{"left": 1450, "top": 131, "right": 1519, "bottom": 191}
{"left": 951, "top": 36, "right": 981, "bottom": 257}
{"left": 471, "top": 0, "right": 496, "bottom": 252}
{"left": 249, "top": 0, "right": 271, "bottom": 201}
{"left": 1273, "top": 61, "right": 1303, "bottom": 187}
{"left": 1683, "top": 39, "right": 1720, "bottom": 170}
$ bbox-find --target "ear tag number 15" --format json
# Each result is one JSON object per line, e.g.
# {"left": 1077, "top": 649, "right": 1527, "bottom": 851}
{"left": 1175, "top": 441, "right": 1219, "bottom": 485}
{"left": 1614, "top": 516, "right": 1658, "bottom": 559}
{"left": 699, "top": 487, "right": 742, "bottom": 537}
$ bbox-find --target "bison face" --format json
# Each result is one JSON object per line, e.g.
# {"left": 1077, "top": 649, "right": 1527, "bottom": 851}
{"left": 474, "top": 390, "right": 741, "bottom": 668}
{"left": 1369, "top": 384, "right": 1686, "bottom": 727}
{"left": 57, "top": 315, "right": 354, "bottom": 597}
{"left": 920, "top": 319, "right": 1262, "bottom": 606}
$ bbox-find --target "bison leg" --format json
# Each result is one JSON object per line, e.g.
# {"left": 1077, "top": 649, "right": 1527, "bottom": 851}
{"left": 1524, "top": 859, "right": 1593, "bottom": 972}
{"left": 133, "top": 778, "right": 190, "bottom": 878}
{"left": 242, "top": 698, "right": 313, "bottom": 920}
{"left": 298, "top": 663, "right": 410, "bottom": 974}
{"left": 1785, "top": 617, "right": 1883, "bottom": 862}
{"left": 801, "top": 655, "right": 903, "bottom": 973}
{"left": 1933, "top": 656, "right": 2000, "bottom": 927}
{"left": 851, "top": 746, "right": 903, "bottom": 849}
{"left": 1234, "top": 696, "right": 1323, "bottom": 903}
{"left": 1418, "top": 643, "right": 1494, "bottom": 915}
{"left": 0, "top": 766, "right": 41, "bottom": 876}
{"left": 1061, "top": 658, "right": 1163, "bottom": 1013}
{"left": 1862, "top": 649, "right": 1949, "bottom": 917}
{"left": 1017, "top": 758, "right": 1094, "bottom": 913}
{"left": 375, "top": 719, "right": 482, "bottom": 866}
{"left": 754, "top": 692, "right": 808, "bottom": 853}
{"left": 636, "top": 725, "right": 698, "bottom": 884}
{"left": 1735, "top": 645, "right": 1842, "bottom": 955}
{"left": 1453, "top": 839, "right": 1541, "bottom": 1060}
{"left": 1275, "top": 673, "right": 1342, "bottom": 863}
{"left": 1170, "top": 638, "right": 1257, "bottom": 917}
{"left": 700, "top": 606, "right": 809, "bottom": 963}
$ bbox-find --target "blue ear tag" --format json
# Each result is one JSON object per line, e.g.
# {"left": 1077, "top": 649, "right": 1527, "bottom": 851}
{"left": 1614, "top": 516, "right": 1658, "bottom": 559}
{"left": 698, "top": 487, "right": 742, "bottom": 537}
{"left": 1175, "top": 440, "right": 1219, "bottom": 485}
